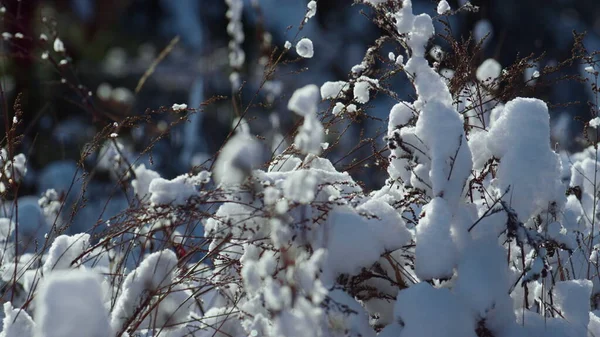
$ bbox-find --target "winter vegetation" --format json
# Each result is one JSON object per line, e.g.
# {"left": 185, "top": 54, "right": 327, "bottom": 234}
{"left": 1, "top": 0, "right": 600, "bottom": 336}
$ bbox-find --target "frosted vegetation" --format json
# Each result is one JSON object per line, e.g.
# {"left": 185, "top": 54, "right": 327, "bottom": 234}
{"left": 1, "top": 0, "right": 600, "bottom": 337}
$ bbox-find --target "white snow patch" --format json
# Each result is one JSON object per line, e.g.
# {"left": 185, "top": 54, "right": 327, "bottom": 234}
{"left": 288, "top": 84, "right": 320, "bottom": 116}
{"left": 437, "top": 0, "right": 451, "bottom": 14}
{"left": 476, "top": 58, "right": 502, "bottom": 82}
{"left": 296, "top": 38, "right": 314, "bottom": 58}
{"left": 35, "top": 270, "right": 110, "bottom": 337}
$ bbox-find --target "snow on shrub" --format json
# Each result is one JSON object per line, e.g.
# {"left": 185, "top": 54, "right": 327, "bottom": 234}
{"left": 35, "top": 270, "right": 110, "bottom": 337}
{"left": 2, "top": 0, "right": 600, "bottom": 337}
{"left": 295, "top": 38, "right": 314, "bottom": 58}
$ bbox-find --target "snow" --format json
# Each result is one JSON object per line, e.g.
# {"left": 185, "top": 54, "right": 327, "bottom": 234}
{"left": 213, "top": 133, "right": 267, "bottom": 185}
{"left": 454, "top": 238, "right": 515, "bottom": 333}
{"left": 394, "top": 282, "right": 477, "bottom": 337}
{"left": 590, "top": 313, "right": 600, "bottom": 337}
{"left": 395, "top": 54, "right": 404, "bottom": 65}
{"left": 320, "top": 81, "right": 349, "bottom": 99}
{"left": 476, "top": 58, "right": 502, "bottom": 82}
{"left": 486, "top": 98, "right": 564, "bottom": 220}
{"left": 53, "top": 38, "right": 65, "bottom": 53}
{"left": 132, "top": 164, "right": 160, "bottom": 200}
{"left": 287, "top": 84, "right": 324, "bottom": 154}
{"left": 111, "top": 250, "right": 182, "bottom": 332}
{"left": 288, "top": 84, "right": 320, "bottom": 116}
{"left": 0, "top": 218, "right": 14, "bottom": 240}
{"left": 284, "top": 40, "right": 291, "bottom": 49}
{"left": 326, "top": 289, "right": 375, "bottom": 337}
{"left": 331, "top": 102, "right": 345, "bottom": 115}
{"left": 407, "top": 14, "right": 435, "bottom": 56}
{"left": 363, "top": 0, "right": 387, "bottom": 5}
{"left": 415, "top": 99, "right": 472, "bottom": 207}
{"left": 275, "top": 199, "right": 289, "bottom": 214}
{"left": 590, "top": 117, "right": 600, "bottom": 128}
{"left": 388, "top": 102, "right": 414, "bottom": 134}
{"left": 295, "top": 38, "right": 314, "bottom": 58}
{"left": 353, "top": 78, "right": 377, "bottom": 104}
{"left": 269, "top": 154, "right": 302, "bottom": 172}
{"left": 43, "top": 233, "right": 90, "bottom": 273}
{"left": 1, "top": 302, "right": 35, "bottom": 337}
{"left": 171, "top": 103, "right": 187, "bottom": 111}
{"left": 525, "top": 63, "right": 539, "bottom": 84}
{"left": 323, "top": 200, "right": 410, "bottom": 279}
{"left": 197, "top": 307, "right": 245, "bottom": 337}
{"left": 306, "top": 1, "right": 316, "bottom": 18}
{"left": 263, "top": 186, "right": 280, "bottom": 206}
{"left": 35, "top": 270, "right": 110, "bottom": 337}
{"left": 552, "top": 280, "right": 593, "bottom": 332}
{"left": 148, "top": 174, "right": 199, "bottom": 205}
{"left": 437, "top": 0, "right": 451, "bottom": 14}
{"left": 415, "top": 197, "right": 457, "bottom": 280}
{"left": 271, "top": 299, "right": 323, "bottom": 337}
{"left": 295, "top": 114, "right": 324, "bottom": 154}
{"left": 282, "top": 170, "right": 317, "bottom": 204}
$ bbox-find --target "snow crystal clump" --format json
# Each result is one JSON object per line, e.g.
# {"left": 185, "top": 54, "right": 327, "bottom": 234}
{"left": 296, "top": 38, "right": 314, "bottom": 58}
{"left": 43, "top": 233, "right": 90, "bottom": 274}
{"left": 131, "top": 164, "right": 160, "bottom": 200}
{"left": 2, "top": 302, "right": 35, "bottom": 337}
{"left": 288, "top": 85, "right": 325, "bottom": 154}
{"left": 393, "top": 282, "right": 477, "bottom": 337}
{"left": 0, "top": 218, "right": 14, "bottom": 241}
{"left": 288, "top": 84, "right": 320, "bottom": 116}
{"left": 294, "top": 114, "right": 324, "bottom": 155}
{"left": 486, "top": 97, "right": 564, "bottom": 220}
{"left": 323, "top": 200, "right": 410, "bottom": 280}
{"left": 437, "top": 0, "right": 451, "bottom": 14}
{"left": 415, "top": 198, "right": 457, "bottom": 280}
{"left": 171, "top": 103, "right": 187, "bottom": 111}
{"left": 53, "top": 38, "right": 65, "bottom": 52}
{"left": 111, "top": 250, "right": 181, "bottom": 332}
{"left": 553, "top": 280, "right": 593, "bottom": 334}
{"left": 363, "top": 0, "right": 386, "bottom": 5}
{"left": 283, "top": 170, "right": 317, "bottom": 204}
{"left": 353, "top": 79, "right": 373, "bottom": 104}
{"left": 476, "top": 58, "right": 502, "bottom": 82}
{"left": 306, "top": 1, "right": 317, "bottom": 18}
{"left": 415, "top": 100, "right": 472, "bottom": 207}
{"left": 320, "top": 81, "right": 349, "bottom": 99}
{"left": 213, "top": 133, "right": 267, "bottom": 185}
{"left": 35, "top": 270, "right": 110, "bottom": 337}
{"left": 149, "top": 174, "right": 199, "bottom": 205}
{"left": 388, "top": 102, "right": 414, "bottom": 134}
{"left": 332, "top": 102, "right": 345, "bottom": 116}
{"left": 454, "top": 238, "right": 515, "bottom": 331}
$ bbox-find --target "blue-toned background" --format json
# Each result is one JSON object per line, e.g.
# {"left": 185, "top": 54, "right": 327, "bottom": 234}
{"left": 0, "top": 0, "right": 599, "bottom": 238}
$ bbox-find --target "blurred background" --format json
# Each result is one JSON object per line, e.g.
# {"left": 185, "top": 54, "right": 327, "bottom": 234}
{"left": 0, "top": 0, "right": 599, "bottom": 237}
